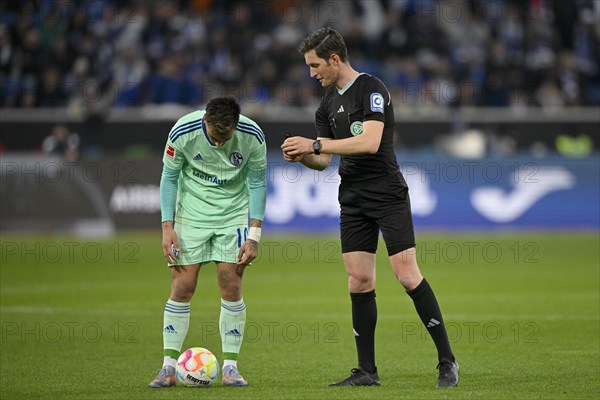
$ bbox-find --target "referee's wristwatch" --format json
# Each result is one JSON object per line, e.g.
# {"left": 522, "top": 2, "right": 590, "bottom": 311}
{"left": 312, "top": 140, "right": 322, "bottom": 155}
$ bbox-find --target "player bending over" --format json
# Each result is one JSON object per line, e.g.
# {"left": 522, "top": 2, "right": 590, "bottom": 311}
{"left": 149, "top": 96, "right": 267, "bottom": 388}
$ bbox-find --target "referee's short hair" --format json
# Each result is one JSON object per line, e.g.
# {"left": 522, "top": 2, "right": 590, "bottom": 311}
{"left": 298, "top": 27, "right": 348, "bottom": 63}
{"left": 205, "top": 97, "right": 241, "bottom": 136}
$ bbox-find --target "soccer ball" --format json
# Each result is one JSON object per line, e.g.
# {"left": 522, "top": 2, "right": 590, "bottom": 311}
{"left": 176, "top": 347, "right": 220, "bottom": 387}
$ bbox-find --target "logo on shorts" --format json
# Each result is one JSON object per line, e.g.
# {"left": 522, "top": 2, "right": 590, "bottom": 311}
{"left": 230, "top": 152, "right": 243, "bottom": 166}
{"left": 370, "top": 93, "right": 384, "bottom": 113}
{"left": 350, "top": 121, "right": 363, "bottom": 136}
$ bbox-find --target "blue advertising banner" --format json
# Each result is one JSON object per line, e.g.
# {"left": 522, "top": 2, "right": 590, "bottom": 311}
{"left": 2, "top": 153, "right": 596, "bottom": 234}
{"left": 264, "top": 153, "right": 600, "bottom": 232}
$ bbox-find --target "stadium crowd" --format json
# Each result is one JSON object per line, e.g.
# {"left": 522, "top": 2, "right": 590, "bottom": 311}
{"left": 1, "top": 0, "right": 599, "bottom": 110}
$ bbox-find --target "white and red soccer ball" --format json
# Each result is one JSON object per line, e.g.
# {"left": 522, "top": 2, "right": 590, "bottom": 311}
{"left": 176, "top": 347, "right": 219, "bottom": 387}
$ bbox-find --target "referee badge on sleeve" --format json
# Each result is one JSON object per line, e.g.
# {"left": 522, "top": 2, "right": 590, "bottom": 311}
{"left": 370, "top": 93, "right": 384, "bottom": 113}
{"left": 350, "top": 121, "right": 364, "bottom": 136}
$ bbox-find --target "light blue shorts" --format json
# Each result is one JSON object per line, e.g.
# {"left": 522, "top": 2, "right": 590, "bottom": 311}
{"left": 170, "top": 222, "right": 248, "bottom": 266}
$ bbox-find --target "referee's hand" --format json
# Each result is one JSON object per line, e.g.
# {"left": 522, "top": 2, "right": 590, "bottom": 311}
{"left": 283, "top": 151, "right": 304, "bottom": 162}
{"left": 281, "top": 135, "right": 305, "bottom": 162}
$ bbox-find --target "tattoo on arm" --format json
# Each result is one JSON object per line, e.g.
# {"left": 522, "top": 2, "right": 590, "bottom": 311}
{"left": 248, "top": 240, "right": 258, "bottom": 252}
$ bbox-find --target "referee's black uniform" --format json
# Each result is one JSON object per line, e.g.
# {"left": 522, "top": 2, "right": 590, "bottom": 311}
{"left": 315, "top": 73, "right": 415, "bottom": 256}
{"left": 293, "top": 27, "right": 458, "bottom": 388}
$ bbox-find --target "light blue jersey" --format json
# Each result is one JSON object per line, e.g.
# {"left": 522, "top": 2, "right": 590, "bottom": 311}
{"left": 162, "top": 110, "right": 267, "bottom": 227}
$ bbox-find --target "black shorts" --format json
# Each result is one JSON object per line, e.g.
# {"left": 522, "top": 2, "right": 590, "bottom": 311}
{"left": 339, "top": 173, "right": 416, "bottom": 256}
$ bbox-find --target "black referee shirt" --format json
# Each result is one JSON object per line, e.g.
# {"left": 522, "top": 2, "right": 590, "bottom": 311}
{"left": 315, "top": 73, "right": 399, "bottom": 183}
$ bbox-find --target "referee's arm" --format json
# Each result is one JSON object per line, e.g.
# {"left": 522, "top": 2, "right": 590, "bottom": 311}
{"left": 282, "top": 137, "right": 333, "bottom": 171}
{"left": 281, "top": 120, "right": 383, "bottom": 169}
{"left": 319, "top": 120, "right": 383, "bottom": 155}
{"left": 299, "top": 152, "right": 332, "bottom": 171}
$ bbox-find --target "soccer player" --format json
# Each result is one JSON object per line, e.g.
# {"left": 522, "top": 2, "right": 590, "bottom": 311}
{"left": 149, "top": 97, "right": 267, "bottom": 388}
{"left": 281, "top": 28, "right": 459, "bottom": 388}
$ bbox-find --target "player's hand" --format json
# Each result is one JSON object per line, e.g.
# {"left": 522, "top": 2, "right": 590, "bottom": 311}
{"left": 237, "top": 239, "right": 258, "bottom": 266}
{"left": 161, "top": 221, "right": 179, "bottom": 264}
{"left": 281, "top": 136, "right": 313, "bottom": 157}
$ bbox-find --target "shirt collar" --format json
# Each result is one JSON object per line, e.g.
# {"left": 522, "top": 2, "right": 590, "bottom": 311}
{"left": 201, "top": 117, "right": 216, "bottom": 147}
{"left": 337, "top": 72, "right": 365, "bottom": 95}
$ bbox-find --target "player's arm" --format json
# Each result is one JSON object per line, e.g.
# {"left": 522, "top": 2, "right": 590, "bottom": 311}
{"left": 160, "top": 136, "right": 185, "bottom": 263}
{"left": 247, "top": 169, "right": 266, "bottom": 230}
{"left": 160, "top": 168, "right": 180, "bottom": 263}
{"left": 238, "top": 134, "right": 267, "bottom": 266}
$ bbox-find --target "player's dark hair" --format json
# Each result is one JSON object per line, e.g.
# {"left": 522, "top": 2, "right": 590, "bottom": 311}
{"left": 205, "top": 97, "right": 240, "bottom": 136}
{"left": 298, "top": 27, "right": 348, "bottom": 63}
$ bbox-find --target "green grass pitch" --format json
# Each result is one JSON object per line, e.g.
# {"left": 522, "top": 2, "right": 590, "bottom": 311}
{"left": 1, "top": 232, "right": 598, "bottom": 399}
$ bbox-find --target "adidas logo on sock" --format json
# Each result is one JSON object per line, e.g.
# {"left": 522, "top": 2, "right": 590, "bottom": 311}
{"left": 225, "top": 328, "right": 242, "bottom": 336}
{"left": 164, "top": 324, "right": 178, "bottom": 334}
{"left": 427, "top": 318, "right": 440, "bottom": 328}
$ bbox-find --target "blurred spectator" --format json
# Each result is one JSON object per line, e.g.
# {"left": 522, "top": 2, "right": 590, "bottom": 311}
{"left": 38, "top": 65, "right": 68, "bottom": 107}
{"left": 42, "top": 124, "right": 80, "bottom": 161}
{"left": 0, "top": 24, "right": 12, "bottom": 74}
{"left": 482, "top": 40, "right": 510, "bottom": 105}
{"left": 1, "top": 0, "right": 598, "bottom": 109}
{"left": 110, "top": 44, "right": 149, "bottom": 107}
{"left": 149, "top": 53, "right": 200, "bottom": 105}
{"left": 557, "top": 51, "right": 583, "bottom": 105}
{"left": 535, "top": 78, "right": 564, "bottom": 109}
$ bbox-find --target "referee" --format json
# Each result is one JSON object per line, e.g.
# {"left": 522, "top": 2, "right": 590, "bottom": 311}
{"left": 282, "top": 28, "right": 459, "bottom": 388}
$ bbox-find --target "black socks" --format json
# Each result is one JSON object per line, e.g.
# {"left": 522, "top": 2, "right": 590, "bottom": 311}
{"left": 350, "top": 290, "right": 377, "bottom": 373}
{"left": 407, "top": 278, "right": 455, "bottom": 362}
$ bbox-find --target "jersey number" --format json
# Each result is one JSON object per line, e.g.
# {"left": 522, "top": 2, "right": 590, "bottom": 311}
{"left": 236, "top": 227, "right": 248, "bottom": 248}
